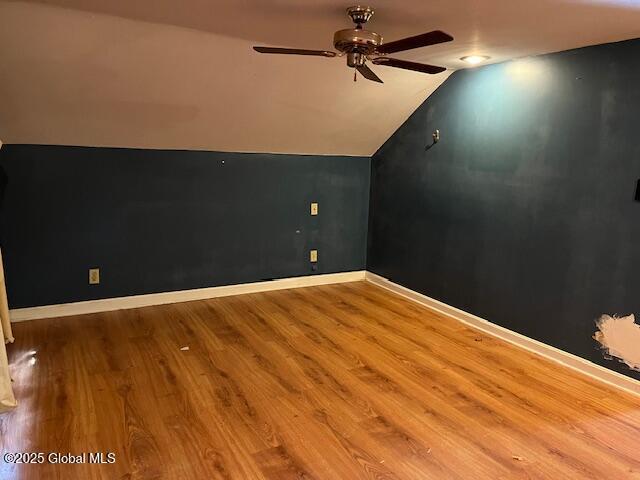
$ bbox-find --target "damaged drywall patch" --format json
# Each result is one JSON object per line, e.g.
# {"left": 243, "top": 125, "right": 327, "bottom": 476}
{"left": 594, "top": 314, "right": 640, "bottom": 371}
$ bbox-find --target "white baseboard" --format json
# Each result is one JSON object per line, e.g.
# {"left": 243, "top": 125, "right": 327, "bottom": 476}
{"left": 11, "top": 268, "right": 639, "bottom": 397}
{"left": 10, "top": 271, "right": 366, "bottom": 322}
{"left": 365, "top": 271, "right": 640, "bottom": 397}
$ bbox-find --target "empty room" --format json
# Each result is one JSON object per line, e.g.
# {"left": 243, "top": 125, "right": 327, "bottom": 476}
{"left": 1, "top": 0, "right": 640, "bottom": 478}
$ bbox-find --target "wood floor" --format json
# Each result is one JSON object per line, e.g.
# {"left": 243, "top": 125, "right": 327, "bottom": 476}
{"left": 1, "top": 282, "right": 639, "bottom": 479}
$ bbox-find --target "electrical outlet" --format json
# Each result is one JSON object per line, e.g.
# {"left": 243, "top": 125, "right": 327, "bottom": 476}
{"left": 310, "top": 250, "right": 318, "bottom": 263}
{"left": 310, "top": 202, "right": 319, "bottom": 216}
{"left": 89, "top": 268, "right": 100, "bottom": 285}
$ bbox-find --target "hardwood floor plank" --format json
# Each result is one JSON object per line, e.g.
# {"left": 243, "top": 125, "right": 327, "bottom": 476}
{"left": 2, "top": 282, "right": 639, "bottom": 479}
{"left": 298, "top": 286, "right": 639, "bottom": 478}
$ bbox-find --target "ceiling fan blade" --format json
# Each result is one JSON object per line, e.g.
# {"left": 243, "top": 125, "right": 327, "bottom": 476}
{"left": 376, "top": 30, "right": 453, "bottom": 55}
{"left": 356, "top": 64, "right": 383, "bottom": 83}
{"left": 253, "top": 46, "right": 336, "bottom": 57}
{"left": 371, "top": 57, "right": 446, "bottom": 75}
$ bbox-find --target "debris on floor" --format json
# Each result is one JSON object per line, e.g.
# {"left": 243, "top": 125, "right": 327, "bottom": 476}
{"left": 512, "top": 455, "right": 525, "bottom": 461}
{"left": 180, "top": 346, "right": 190, "bottom": 351}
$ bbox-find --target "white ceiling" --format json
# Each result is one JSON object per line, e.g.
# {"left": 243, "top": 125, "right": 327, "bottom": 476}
{"left": 1, "top": 0, "right": 640, "bottom": 156}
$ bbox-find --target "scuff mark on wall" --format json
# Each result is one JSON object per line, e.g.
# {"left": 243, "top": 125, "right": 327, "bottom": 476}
{"left": 593, "top": 314, "right": 640, "bottom": 371}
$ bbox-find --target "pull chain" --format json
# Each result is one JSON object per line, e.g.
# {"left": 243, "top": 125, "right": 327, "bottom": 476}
{"left": 354, "top": 70, "right": 357, "bottom": 82}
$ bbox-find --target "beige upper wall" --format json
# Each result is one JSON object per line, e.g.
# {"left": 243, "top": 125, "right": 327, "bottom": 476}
{"left": 1, "top": 0, "right": 640, "bottom": 156}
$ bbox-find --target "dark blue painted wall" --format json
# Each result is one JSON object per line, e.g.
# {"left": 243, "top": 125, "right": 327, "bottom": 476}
{"left": 0, "top": 145, "right": 369, "bottom": 308}
{"left": 368, "top": 38, "right": 640, "bottom": 380}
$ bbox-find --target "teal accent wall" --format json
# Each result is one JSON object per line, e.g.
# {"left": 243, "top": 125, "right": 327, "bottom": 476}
{"left": 0, "top": 146, "right": 370, "bottom": 308}
{"left": 368, "top": 38, "right": 640, "bottom": 380}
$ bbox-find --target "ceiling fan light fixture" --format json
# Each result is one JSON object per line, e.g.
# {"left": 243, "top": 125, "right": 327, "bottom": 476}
{"left": 461, "top": 55, "right": 490, "bottom": 65}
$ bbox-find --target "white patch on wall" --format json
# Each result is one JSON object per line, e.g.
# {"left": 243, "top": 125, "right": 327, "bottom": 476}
{"left": 593, "top": 314, "right": 640, "bottom": 371}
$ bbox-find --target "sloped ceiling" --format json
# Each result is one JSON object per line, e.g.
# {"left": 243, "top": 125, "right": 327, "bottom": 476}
{"left": 1, "top": 0, "right": 640, "bottom": 156}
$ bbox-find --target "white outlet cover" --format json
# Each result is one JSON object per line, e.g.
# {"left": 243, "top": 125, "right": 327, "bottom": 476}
{"left": 89, "top": 268, "right": 100, "bottom": 285}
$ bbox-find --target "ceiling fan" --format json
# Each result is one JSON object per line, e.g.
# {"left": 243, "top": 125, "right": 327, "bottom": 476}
{"left": 253, "top": 6, "right": 453, "bottom": 84}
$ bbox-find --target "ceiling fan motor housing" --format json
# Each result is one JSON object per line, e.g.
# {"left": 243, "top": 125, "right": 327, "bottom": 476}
{"left": 333, "top": 28, "right": 382, "bottom": 55}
